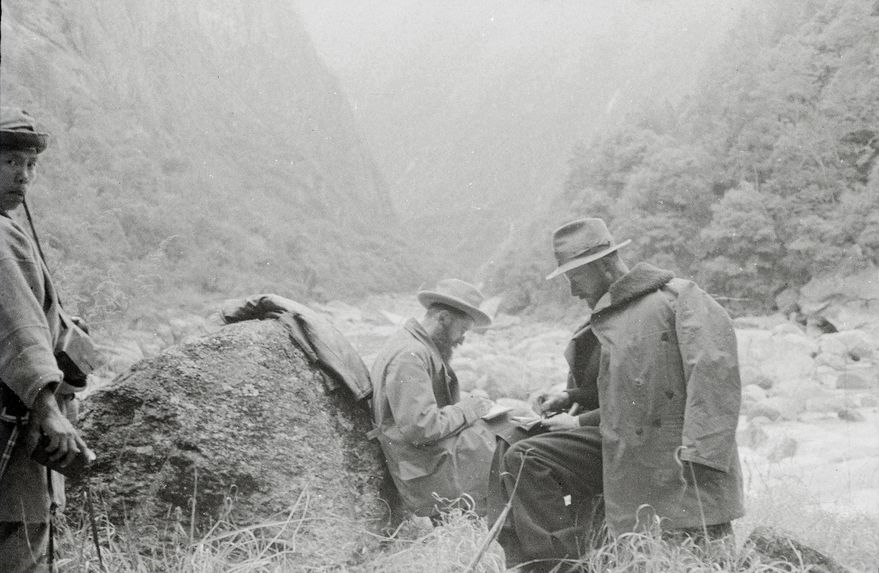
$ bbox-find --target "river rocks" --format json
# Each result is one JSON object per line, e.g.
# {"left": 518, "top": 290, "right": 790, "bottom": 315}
{"left": 737, "top": 422, "right": 770, "bottom": 449}
{"left": 819, "top": 331, "right": 875, "bottom": 365}
{"left": 737, "top": 328, "right": 817, "bottom": 388}
{"left": 741, "top": 384, "right": 768, "bottom": 406}
{"left": 747, "top": 397, "right": 802, "bottom": 421}
{"left": 835, "top": 371, "right": 873, "bottom": 390}
{"left": 74, "top": 319, "right": 388, "bottom": 567}
{"left": 451, "top": 325, "right": 570, "bottom": 401}
{"left": 805, "top": 393, "right": 856, "bottom": 413}
{"left": 837, "top": 408, "right": 865, "bottom": 422}
{"left": 766, "top": 436, "right": 798, "bottom": 463}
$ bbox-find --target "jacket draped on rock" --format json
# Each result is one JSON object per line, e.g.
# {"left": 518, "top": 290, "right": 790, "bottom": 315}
{"left": 371, "top": 319, "right": 495, "bottom": 516}
{"left": 574, "top": 262, "right": 744, "bottom": 534}
{"left": 0, "top": 214, "right": 66, "bottom": 522}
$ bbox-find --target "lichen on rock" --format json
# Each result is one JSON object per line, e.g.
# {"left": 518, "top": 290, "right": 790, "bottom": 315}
{"left": 73, "top": 319, "right": 390, "bottom": 567}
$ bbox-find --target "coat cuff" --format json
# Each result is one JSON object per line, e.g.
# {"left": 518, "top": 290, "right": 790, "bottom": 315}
{"left": 577, "top": 408, "right": 600, "bottom": 427}
{"left": 679, "top": 448, "right": 729, "bottom": 473}
{"left": 458, "top": 398, "right": 482, "bottom": 425}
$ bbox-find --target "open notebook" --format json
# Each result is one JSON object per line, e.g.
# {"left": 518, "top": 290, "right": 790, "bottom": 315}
{"left": 481, "top": 404, "right": 513, "bottom": 420}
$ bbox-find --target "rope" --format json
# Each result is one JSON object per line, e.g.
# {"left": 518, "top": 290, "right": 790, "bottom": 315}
{"left": 85, "top": 479, "right": 106, "bottom": 571}
{"left": 674, "top": 446, "right": 710, "bottom": 542}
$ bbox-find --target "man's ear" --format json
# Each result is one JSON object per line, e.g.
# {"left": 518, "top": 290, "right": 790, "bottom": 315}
{"left": 436, "top": 310, "right": 451, "bottom": 327}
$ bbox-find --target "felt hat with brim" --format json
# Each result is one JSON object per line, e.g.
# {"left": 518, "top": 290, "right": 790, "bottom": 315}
{"left": 0, "top": 107, "right": 49, "bottom": 153}
{"left": 417, "top": 278, "right": 492, "bottom": 327}
{"left": 546, "top": 218, "right": 631, "bottom": 280}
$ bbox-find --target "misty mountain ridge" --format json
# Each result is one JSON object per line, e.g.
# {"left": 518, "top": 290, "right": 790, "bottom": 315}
{"left": 1, "top": 0, "right": 420, "bottom": 324}
{"left": 298, "top": 0, "right": 747, "bottom": 273}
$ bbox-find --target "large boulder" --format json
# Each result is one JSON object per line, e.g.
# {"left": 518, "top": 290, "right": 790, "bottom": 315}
{"left": 799, "top": 269, "right": 879, "bottom": 339}
{"left": 74, "top": 319, "right": 390, "bottom": 567}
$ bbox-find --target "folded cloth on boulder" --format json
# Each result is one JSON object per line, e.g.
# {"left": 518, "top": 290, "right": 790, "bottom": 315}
{"left": 220, "top": 294, "right": 372, "bottom": 401}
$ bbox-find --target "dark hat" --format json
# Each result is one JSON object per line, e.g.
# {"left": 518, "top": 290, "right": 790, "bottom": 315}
{"left": 417, "top": 279, "right": 492, "bottom": 327}
{"left": 546, "top": 218, "right": 631, "bottom": 280}
{"left": 0, "top": 107, "right": 49, "bottom": 153}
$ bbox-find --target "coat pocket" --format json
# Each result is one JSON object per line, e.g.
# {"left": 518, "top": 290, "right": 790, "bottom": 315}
{"left": 392, "top": 444, "right": 448, "bottom": 481}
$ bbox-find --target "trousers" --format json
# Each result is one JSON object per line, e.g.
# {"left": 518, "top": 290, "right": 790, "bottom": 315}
{"left": 0, "top": 521, "right": 50, "bottom": 572}
{"left": 487, "top": 425, "right": 604, "bottom": 571}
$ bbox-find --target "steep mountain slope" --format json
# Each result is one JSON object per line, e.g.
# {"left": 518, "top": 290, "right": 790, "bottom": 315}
{"left": 1, "top": 0, "right": 417, "bottom": 323}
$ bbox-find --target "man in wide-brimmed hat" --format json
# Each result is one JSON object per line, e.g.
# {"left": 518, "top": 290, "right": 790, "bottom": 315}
{"left": 494, "top": 218, "right": 744, "bottom": 570}
{"left": 370, "top": 279, "right": 499, "bottom": 520}
{"left": 1, "top": 107, "right": 94, "bottom": 571}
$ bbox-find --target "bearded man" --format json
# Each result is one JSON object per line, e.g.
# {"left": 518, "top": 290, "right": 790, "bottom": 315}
{"left": 370, "top": 279, "right": 497, "bottom": 520}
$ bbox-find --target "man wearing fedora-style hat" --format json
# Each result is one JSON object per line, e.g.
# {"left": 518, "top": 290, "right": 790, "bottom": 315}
{"left": 1, "top": 107, "right": 95, "bottom": 571}
{"left": 494, "top": 218, "right": 744, "bottom": 569}
{"left": 370, "top": 279, "right": 500, "bottom": 520}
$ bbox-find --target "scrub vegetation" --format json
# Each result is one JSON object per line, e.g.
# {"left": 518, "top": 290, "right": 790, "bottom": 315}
{"left": 56, "top": 484, "right": 877, "bottom": 572}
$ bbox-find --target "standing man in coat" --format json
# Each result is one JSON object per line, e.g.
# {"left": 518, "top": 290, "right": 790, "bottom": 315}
{"left": 371, "top": 279, "right": 497, "bottom": 520}
{"left": 496, "top": 218, "right": 744, "bottom": 567}
{"left": 1, "top": 107, "right": 94, "bottom": 571}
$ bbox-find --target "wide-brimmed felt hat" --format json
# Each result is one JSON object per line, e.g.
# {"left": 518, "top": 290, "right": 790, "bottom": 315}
{"left": 0, "top": 107, "right": 49, "bottom": 153}
{"left": 546, "top": 218, "right": 631, "bottom": 280}
{"left": 417, "top": 278, "right": 492, "bottom": 327}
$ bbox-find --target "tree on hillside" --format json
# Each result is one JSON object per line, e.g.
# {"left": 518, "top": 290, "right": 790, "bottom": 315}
{"left": 700, "top": 183, "right": 785, "bottom": 303}
{"left": 487, "top": 0, "right": 878, "bottom": 314}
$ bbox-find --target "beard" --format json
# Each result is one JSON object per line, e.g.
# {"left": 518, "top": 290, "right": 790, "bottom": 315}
{"left": 431, "top": 327, "right": 456, "bottom": 363}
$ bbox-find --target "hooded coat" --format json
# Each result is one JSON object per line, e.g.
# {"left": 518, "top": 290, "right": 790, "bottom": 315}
{"left": 579, "top": 263, "right": 744, "bottom": 534}
{"left": 371, "top": 319, "right": 495, "bottom": 516}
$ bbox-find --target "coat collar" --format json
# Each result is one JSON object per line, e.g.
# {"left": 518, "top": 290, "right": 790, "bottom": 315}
{"left": 403, "top": 318, "right": 445, "bottom": 365}
{"left": 591, "top": 262, "right": 675, "bottom": 316}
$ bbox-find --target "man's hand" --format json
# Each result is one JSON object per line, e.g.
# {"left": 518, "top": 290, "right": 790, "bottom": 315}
{"left": 541, "top": 413, "right": 580, "bottom": 432}
{"left": 535, "top": 390, "right": 569, "bottom": 415}
{"left": 462, "top": 395, "right": 492, "bottom": 419}
{"left": 69, "top": 315, "right": 90, "bottom": 335}
{"left": 29, "top": 385, "right": 93, "bottom": 468}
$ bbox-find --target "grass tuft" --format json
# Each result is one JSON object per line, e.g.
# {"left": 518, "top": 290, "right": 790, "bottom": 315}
{"left": 53, "top": 483, "right": 877, "bottom": 572}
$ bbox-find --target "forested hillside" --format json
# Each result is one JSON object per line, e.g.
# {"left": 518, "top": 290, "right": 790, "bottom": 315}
{"left": 1, "top": 0, "right": 421, "bottom": 327}
{"left": 486, "top": 0, "right": 879, "bottom": 315}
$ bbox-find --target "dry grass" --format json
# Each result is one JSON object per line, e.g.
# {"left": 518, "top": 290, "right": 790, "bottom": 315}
{"left": 54, "top": 485, "right": 877, "bottom": 573}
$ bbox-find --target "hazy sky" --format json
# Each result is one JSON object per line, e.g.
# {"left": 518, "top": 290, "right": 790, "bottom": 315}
{"left": 294, "top": 1, "right": 747, "bottom": 262}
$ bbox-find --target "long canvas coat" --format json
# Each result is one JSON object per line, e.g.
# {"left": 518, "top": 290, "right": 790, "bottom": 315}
{"left": 579, "top": 263, "right": 744, "bottom": 534}
{"left": 0, "top": 214, "right": 67, "bottom": 522}
{"left": 371, "top": 319, "right": 495, "bottom": 516}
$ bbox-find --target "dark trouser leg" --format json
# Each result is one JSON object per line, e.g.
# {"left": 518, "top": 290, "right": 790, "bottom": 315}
{"left": 0, "top": 521, "right": 50, "bottom": 573}
{"left": 487, "top": 427, "right": 538, "bottom": 567}
{"left": 498, "top": 426, "right": 603, "bottom": 568}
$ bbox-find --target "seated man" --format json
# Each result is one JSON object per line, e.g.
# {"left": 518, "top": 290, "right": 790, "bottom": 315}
{"left": 370, "top": 279, "right": 496, "bottom": 519}
{"left": 489, "top": 312, "right": 605, "bottom": 571}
